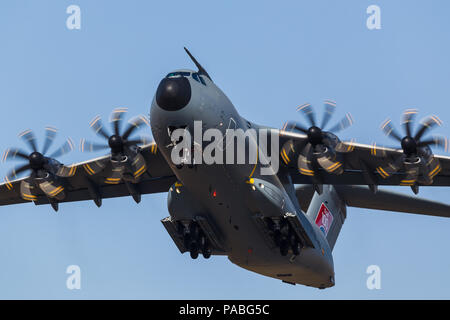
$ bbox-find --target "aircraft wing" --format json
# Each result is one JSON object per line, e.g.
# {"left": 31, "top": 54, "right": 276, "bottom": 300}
{"left": 277, "top": 130, "right": 450, "bottom": 188}
{"left": 0, "top": 143, "right": 176, "bottom": 209}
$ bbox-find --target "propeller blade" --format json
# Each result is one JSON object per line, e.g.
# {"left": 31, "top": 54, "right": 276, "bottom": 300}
{"left": 131, "top": 153, "right": 147, "bottom": 179}
{"left": 105, "top": 164, "right": 125, "bottom": 184}
{"left": 400, "top": 163, "right": 420, "bottom": 186}
{"left": 426, "top": 157, "right": 442, "bottom": 181}
{"left": 90, "top": 115, "right": 110, "bottom": 140}
{"left": 39, "top": 179, "right": 65, "bottom": 200}
{"left": 283, "top": 121, "right": 308, "bottom": 134}
{"left": 7, "top": 163, "right": 31, "bottom": 180}
{"left": 110, "top": 107, "right": 128, "bottom": 136}
{"left": 82, "top": 159, "right": 106, "bottom": 176}
{"left": 414, "top": 115, "right": 443, "bottom": 141}
{"left": 316, "top": 153, "right": 344, "bottom": 175}
{"left": 80, "top": 139, "right": 109, "bottom": 152}
{"left": 280, "top": 140, "right": 294, "bottom": 165}
{"left": 380, "top": 119, "right": 402, "bottom": 142}
{"left": 417, "top": 135, "right": 449, "bottom": 152}
{"left": 20, "top": 180, "right": 37, "bottom": 201}
{"left": 56, "top": 164, "right": 77, "bottom": 178}
{"left": 401, "top": 109, "right": 417, "bottom": 137}
{"left": 329, "top": 113, "right": 354, "bottom": 133}
{"left": 368, "top": 142, "right": 389, "bottom": 158}
{"left": 375, "top": 155, "right": 405, "bottom": 179}
{"left": 42, "top": 127, "right": 58, "bottom": 155}
{"left": 125, "top": 135, "right": 153, "bottom": 147}
{"left": 49, "top": 138, "right": 74, "bottom": 158}
{"left": 335, "top": 139, "right": 356, "bottom": 153}
{"left": 18, "top": 129, "right": 38, "bottom": 152}
{"left": 321, "top": 100, "right": 336, "bottom": 130}
{"left": 298, "top": 144, "right": 315, "bottom": 176}
{"left": 139, "top": 135, "right": 153, "bottom": 146}
{"left": 280, "top": 139, "right": 307, "bottom": 166}
{"left": 296, "top": 103, "right": 316, "bottom": 127}
{"left": 2, "top": 148, "right": 29, "bottom": 162}
{"left": 122, "top": 115, "right": 150, "bottom": 140}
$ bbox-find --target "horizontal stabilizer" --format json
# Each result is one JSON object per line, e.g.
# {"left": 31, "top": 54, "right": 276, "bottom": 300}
{"left": 296, "top": 185, "right": 450, "bottom": 218}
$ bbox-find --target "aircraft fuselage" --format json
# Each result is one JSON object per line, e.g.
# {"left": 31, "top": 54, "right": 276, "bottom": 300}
{"left": 150, "top": 69, "right": 335, "bottom": 288}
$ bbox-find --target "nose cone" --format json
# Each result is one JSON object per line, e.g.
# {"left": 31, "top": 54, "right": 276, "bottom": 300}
{"left": 156, "top": 77, "right": 191, "bottom": 111}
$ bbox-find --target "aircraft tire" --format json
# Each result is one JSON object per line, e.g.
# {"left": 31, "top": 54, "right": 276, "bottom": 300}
{"left": 190, "top": 249, "right": 199, "bottom": 259}
{"left": 202, "top": 249, "right": 211, "bottom": 259}
{"left": 189, "top": 242, "right": 199, "bottom": 259}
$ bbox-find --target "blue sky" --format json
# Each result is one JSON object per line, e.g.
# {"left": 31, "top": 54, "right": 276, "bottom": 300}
{"left": 0, "top": 0, "right": 449, "bottom": 299}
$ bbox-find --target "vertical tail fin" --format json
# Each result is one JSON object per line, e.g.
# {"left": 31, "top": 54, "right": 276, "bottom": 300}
{"left": 296, "top": 185, "right": 347, "bottom": 250}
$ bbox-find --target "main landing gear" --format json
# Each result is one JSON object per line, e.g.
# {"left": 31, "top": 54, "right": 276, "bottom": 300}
{"left": 266, "top": 217, "right": 303, "bottom": 257}
{"left": 178, "top": 221, "right": 212, "bottom": 259}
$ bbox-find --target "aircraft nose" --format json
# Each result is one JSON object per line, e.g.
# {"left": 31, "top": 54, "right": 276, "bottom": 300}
{"left": 156, "top": 77, "right": 191, "bottom": 111}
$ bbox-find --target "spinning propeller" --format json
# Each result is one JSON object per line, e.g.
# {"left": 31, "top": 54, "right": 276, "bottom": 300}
{"left": 80, "top": 108, "right": 151, "bottom": 183}
{"left": 281, "top": 100, "right": 354, "bottom": 178}
{"left": 376, "top": 109, "right": 448, "bottom": 192}
{"left": 3, "top": 128, "right": 75, "bottom": 201}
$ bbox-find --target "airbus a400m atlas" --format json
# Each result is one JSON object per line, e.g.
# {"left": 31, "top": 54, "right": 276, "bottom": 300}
{"left": 1, "top": 48, "right": 449, "bottom": 289}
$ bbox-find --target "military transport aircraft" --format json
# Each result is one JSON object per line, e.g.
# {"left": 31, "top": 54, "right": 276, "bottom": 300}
{"left": 0, "top": 48, "right": 449, "bottom": 289}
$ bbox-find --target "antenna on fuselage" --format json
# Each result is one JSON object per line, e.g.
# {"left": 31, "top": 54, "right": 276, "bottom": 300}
{"left": 184, "top": 47, "right": 212, "bottom": 81}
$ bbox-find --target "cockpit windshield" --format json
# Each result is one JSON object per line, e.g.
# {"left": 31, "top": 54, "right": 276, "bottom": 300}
{"left": 166, "top": 72, "right": 191, "bottom": 78}
{"left": 165, "top": 71, "right": 207, "bottom": 86}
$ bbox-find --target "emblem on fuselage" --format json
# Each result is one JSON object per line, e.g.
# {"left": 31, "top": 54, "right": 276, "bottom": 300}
{"left": 315, "top": 203, "right": 334, "bottom": 236}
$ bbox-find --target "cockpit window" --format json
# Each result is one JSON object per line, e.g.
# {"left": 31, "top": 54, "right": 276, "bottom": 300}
{"left": 166, "top": 72, "right": 191, "bottom": 78}
{"left": 192, "top": 73, "right": 200, "bottom": 83}
{"left": 191, "top": 72, "right": 207, "bottom": 86}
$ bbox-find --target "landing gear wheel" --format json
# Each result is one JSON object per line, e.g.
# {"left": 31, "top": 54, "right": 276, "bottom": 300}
{"left": 190, "top": 249, "right": 199, "bottom": 259}
{"left": 189, "top": 242, "right": 199, "bottom": 259}
{"left": 280, "top": 238, "right": 289, "bottom": 256}
{"left": 202, "top": 249, "right": 212, "bottom": 259}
